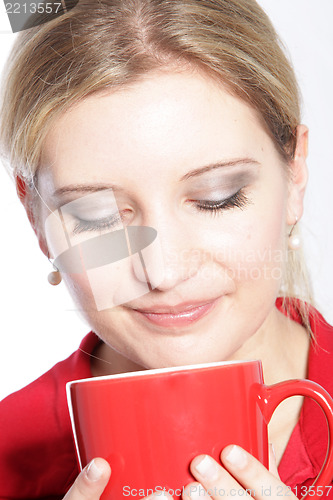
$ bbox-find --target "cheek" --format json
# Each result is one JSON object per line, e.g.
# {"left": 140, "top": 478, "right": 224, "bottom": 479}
{"left": 232, "top": 220, "right": 286, "bottom": 289}
{"left": 61, "top": 240, "right": 164, "bottom": 313}
{"left": 62, "top": 272, "right": 97, "bottom": 316}
{"left": 200, "top": 196, "right": 287, "bottom": 288}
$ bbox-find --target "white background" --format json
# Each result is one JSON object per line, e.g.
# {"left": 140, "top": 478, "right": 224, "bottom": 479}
{"left": 0, "top": 1, "right": 332, "bottom": 401}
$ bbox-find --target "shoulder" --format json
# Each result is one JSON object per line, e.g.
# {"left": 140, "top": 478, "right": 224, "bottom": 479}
{"left": 300, "top": 302, "right": 333, "bottom": 389}
{"left": 275, "top": 297, "right": 333, "bottom": 362}
{"left": 308, "top": 306, "right": 333, "bottom": 359}
{"left": 276, "top": 299, "right": 333, "bottom": 491}
{"left": 297, "top": 304, "right": 333, "bottom": 484}
{"left": 0, "top": 331, "right": 98, "bottom": 416}
{"left": 278, "top": 297, "right": 333, "bottom": 392}
{"left": 0, "top": 331, "right": 99, "bottom": 498}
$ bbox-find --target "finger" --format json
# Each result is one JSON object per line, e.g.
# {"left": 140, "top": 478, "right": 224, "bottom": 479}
{"left": 188, "top": 455, "right": 241, "bottom": 499}
{"left": 220, "top": 446, "right": 296, "bottom": 500}
{"left": 64, "top": 458, "right": 111, "bottom": 500}
{"left": 268, "top": 444, "right": 280, "bottom": 479}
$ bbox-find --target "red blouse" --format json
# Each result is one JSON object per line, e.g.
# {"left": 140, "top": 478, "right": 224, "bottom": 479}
{"left": 0, "top": 299, "right": 332, "bottom": 499}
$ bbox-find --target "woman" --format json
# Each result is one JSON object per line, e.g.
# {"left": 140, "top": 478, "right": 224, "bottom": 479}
{"left": 0, "top": 0, "right": 332, "bottom": 499}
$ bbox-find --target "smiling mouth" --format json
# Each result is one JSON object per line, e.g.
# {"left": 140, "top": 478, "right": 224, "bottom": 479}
{"left": 131, "top": 299, "right": 219, "bottom": 328}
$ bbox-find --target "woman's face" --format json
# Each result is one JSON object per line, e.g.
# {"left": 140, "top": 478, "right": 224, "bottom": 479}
{"left": 38, "top": 70, "right": 297, "bottom": 368}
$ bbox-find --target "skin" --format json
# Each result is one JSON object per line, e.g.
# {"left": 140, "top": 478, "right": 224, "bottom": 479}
{"left": 25, "top": 69, "right": 309, "bottom": 498}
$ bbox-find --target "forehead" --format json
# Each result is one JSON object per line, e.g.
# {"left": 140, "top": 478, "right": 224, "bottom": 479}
{"left": 40, "top": 70, "right": 276, "bottom": 185}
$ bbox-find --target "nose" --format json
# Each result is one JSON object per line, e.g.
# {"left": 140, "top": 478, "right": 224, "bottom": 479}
{"left": 129, "top": 218, "right": 202, "bottom": 292}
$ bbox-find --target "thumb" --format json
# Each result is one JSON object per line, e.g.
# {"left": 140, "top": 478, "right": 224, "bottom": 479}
{"left": 64, "top": 458, "right": 111, "bottom": 500}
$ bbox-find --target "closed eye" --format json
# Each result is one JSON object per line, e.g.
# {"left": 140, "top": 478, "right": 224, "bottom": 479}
{"left": 72, "top": 214, "right": 122, "bottom": 234}
{"left": 193, "top": 189, "right": 250, "bottom": 214}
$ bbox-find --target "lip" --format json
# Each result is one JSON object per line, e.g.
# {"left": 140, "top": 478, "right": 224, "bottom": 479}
{"left": 131, "top": 299, "right": 219, "bottom": 328}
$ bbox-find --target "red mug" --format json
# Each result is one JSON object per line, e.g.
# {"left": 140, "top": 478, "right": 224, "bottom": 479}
{"left": 67, "top": 360, "right": 333, "bottom": 499}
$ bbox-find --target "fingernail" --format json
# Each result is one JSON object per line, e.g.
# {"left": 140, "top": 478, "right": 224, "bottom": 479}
{"left": 193, "top": 455, "right": 219, "bottom": 480}
{"left": 86, "top": 459, "right": 103, "bottom": 482}
{"left": 224, "top": 445, "right": 247, "bottom": 469}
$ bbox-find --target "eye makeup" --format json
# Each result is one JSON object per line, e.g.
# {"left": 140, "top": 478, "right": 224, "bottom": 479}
{"left": 185, "top": 165, "right": 258, "bottom": 195}
{"left": 194, "top": 189, "right": 249, "bottom": 215}
{"left": 185, "top": 166, "right": 257, "bottom": 216}
{"left": 49, "top": 162, "right": 259, "bottom": 236}
{"left": 72, "top": 213, "right": 123, "bottom": 235}
{"left": 50, "top": 189, "right": 124, "bottom": 238}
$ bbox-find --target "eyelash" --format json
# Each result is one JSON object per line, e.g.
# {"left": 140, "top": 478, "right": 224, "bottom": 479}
{"left": 72, "top": 190, "right": 249, "bottom": 234}
{"left": 194, "top": 189, "right": 250, "bottom": 214}
{"left": 73, "top": 214, "right": 122, "bottom": 234}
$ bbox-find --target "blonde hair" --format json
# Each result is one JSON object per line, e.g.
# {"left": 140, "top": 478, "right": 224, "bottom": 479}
{"left": 0, "top": 0, "right": 314, "bottom": 329}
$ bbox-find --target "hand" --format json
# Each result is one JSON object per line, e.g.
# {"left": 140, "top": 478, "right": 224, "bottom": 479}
{"left": 182, "top": 445, "right": 294, "bottom": 500}
{"left": 61, "top": 446, "right": 288, "bottom": 500}
{"left": 63, "top": 458, "right": 111, "bottom": 500}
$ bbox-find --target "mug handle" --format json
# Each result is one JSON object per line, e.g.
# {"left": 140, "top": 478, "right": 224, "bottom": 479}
{"left": 258, "top": 379, "right": 333, "bottom": 500}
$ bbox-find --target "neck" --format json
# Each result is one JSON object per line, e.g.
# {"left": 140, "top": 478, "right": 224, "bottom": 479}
{"left": 228, "top": 306, "right": 310, "bottom": 385}
{"left": 90, "top": 341, "right": 146, "bottom": 377}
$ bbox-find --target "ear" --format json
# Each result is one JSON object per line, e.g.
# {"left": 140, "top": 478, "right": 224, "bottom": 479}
{"left": 286, "top": 124, "right": 309, "bottom": 225}
{"left": 15, "top": 175, "right": 49, "bottom": 258}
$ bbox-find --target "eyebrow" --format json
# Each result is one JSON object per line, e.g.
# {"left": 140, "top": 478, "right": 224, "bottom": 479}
{"left": 179, "top": 157, "right": 261, "bottom": 181}
{"left": 53, "top": 183, "right": 124, "bottom": 197}
{"left": 52, "top": 157, "right": 260, "bottom": 197}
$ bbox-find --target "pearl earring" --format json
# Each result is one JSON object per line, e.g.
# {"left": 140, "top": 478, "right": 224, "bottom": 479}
{"left": 288, "top": 216, "right": 301, "bottom": 250}
{"left": 47, "top": 260, "right": 62, "bottom": 286}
